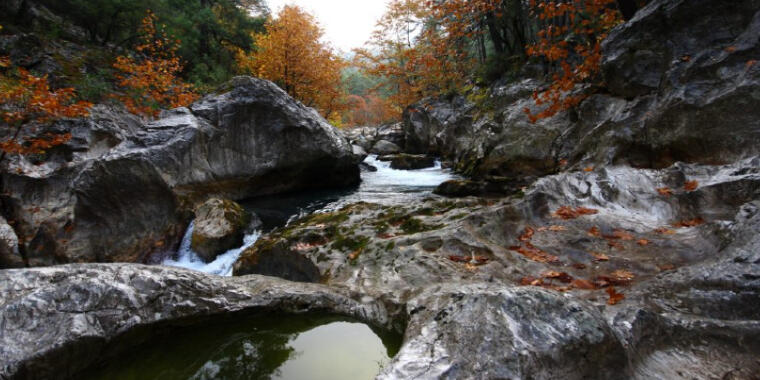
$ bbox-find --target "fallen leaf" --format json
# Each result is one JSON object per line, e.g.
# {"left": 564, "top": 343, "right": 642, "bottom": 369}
{"left": 610, "top": 269, "right": 635, "bottom": 282}
{"left": 606, "top": 287, "right": 625, "bottom": 305}
{"left": 520, "top": 276, "right": 538, "bottom": 286}
{"left": 725, "top": 45, "right": 737, "bottom": 53}
{"left": 672, "top": 217, "right": 705, "bottom": 228}
{"left": 681, "top": 55, "right": 691, "bottom": 62}
{"left": 609, "top": 229, "right": 634, "bottom": 241}
{"left": 584, "top": 166, "right": 595, "bottom": 172}
{"left": 748, "top": 60, "right": 758, "bottom": 69}
{"left": 637, "top": 239, "right": 650, "bottom": 246}
{"left": 571, "top": 278, "right": 597, "bottom": 290}
{"left": 608, "top": 240, "right": 625, "bottom": 250}
{"left": 543, "top": 270, "right": 573, "bottom": 283}
{"left": 519, "top": 226, "right": 535, "bottom": 242}
{"left": 473, "top": 256, "right": 490, "bottom": 265}
{"left": 590, "top": 251, "right": 609, "bottom": 261}
{"left": 684, "top": 180, "right": 699, "bottom": 192}
{"left": 348, "top": 250, "right": 361, "bottom": 260}
{"left": 654, "top": 227, "right": 676, "bottom": 235}
{"left": 588, "top": 226, "right": 601, "bottom": 237}
{"left": 448, "top": 255, "right": 470, "bottom": 263}
{"left": 659, "top": 264, "right": 676, "bottom": 271}
{"left": 153, "top": 241, "right": 165, "bottom": 248}
{"left": 511, "top": 243, "right": 560, "bottom": 263}
{"left": 657, "top": 187, "right": 674, "bottom": 196}
{"left": 554, "top": 206, "right": 599, "bottom": 220}
{"left": 571, "top": 262, "right": 587, "bottom": 270}
{"left": 548, "top": 225, "right": 568, "bottom": 232}
{"left": 559, "top": 159, "right": 568, "bottom": 166}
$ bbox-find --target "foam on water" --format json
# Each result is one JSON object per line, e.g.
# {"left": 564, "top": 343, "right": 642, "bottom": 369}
{"left": 163, "top": 221, "right": 261, "bottom": 276}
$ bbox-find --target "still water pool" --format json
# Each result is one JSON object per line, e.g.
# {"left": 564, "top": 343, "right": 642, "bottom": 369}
{"left": 82, "top": 314, "right": 402, "bottom": 380}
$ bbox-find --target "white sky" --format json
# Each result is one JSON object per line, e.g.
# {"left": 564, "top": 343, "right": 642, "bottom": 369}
{"left": 266, "top": 0, "right": 389, "bottom": 53}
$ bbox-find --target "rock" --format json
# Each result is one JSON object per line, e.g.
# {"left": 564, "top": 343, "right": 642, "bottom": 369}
{"left": 402, "top": 0, "right": 760, "bottom": 178}
{"left": 231, "top": 158, "right": 760, "bottom": 378}
{"left": 190, "top": 198, "right": 252, "bottom": 262}
{"left": 232, "top": 239, "right": 321, "bottom": 282}
{"left": 433, "top": 179, "right": 485, "bottom": 197}
{"left": 351, "top": 144, "right": 368, "bottom": 162}
{"left": 359, "top": 162, "right": 378, "bottom": 172}
{"left": 0, "top": 264, "right": 391, "bottom": 379}
{"left": 0, "top": 77, "right": 359, "bottom": 266}
{"left": 0, "top": 216, "right": 22, "bottom": 268}
{"left": 389, "top": 154, "right": 435, "bottom": 170}
{"left": 371, "top": 140, "right": 402, "bottom": 155}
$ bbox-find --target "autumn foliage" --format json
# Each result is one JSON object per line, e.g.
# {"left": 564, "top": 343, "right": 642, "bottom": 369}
{"left": 524, "top": 0, "right": 623, "bottom": 122}
{"left": 237, "top": 6, "right": 346, "bottom": 122}
{"left": 113, "top": 11, "right": 198, "bottom": 118}
{"left": 0, "top": 37, "right": 91, "bottom": 160}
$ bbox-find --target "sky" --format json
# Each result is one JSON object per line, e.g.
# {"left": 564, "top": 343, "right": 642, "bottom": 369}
{"left": 265, "top": 0, "right": 389, "bottom": 53}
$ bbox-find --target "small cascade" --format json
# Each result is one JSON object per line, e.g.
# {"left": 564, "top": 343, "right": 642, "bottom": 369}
{"left": 162, "top": 221, "right": 261, "bottom": 276}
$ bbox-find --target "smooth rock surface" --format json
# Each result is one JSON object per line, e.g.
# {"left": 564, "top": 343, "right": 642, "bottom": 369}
{"left": 388, "top": 154, "right": 435, "bottom": 170}
{"left": 371, "top": 140, "right": 402, "bottom": 155}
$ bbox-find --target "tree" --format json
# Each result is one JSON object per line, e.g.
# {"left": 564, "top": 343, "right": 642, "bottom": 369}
{"left": 524, "top": 0, "right": 623, "bottom": 122}
{"left": 237, "top": 6, "right": 346, "bottom": 121}
{"left": 112, "top": 11, "right": 199, "bottom": 118}
{"left": 0, "top": 29, "right": 92, "bottom": 162}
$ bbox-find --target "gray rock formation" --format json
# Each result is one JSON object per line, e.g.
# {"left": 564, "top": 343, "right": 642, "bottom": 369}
{"left": 0, "top": 216, "right": 22, "bottom": 268}
{"left": 402, "top": 0, "right": 760, "bottom": 178}
{"left": 388, "top": 154, "right": 435, "bottom": 170}
{"left": 0, "top": 264, "right": 392, "bottom": 379}
{"left": 371, "top": 139, "right": 402, "bottom": 155}
{"left": 342, "top": 123, "right": 406, "bottom": 152}
{"left": 0, "top": 77, "right": 359, "bottom": 267}
{"left": 190, "top": 198, "right": 253, "bottom": 262}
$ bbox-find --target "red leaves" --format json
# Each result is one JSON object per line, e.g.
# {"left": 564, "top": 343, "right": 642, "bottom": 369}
{"left": 588, "top": 226, "right": 601, "bottom": 237}
{"left": 606, "top": 287, "right": 625, "bottom": 305}
{"left": 571, "top": 278, "right": 596, "bottom": 290}
{"left": 519, "top": 226, "right": 535, "bottom": 242}
{"left": 512, "top": 244, "right": 560, "bottom": 263}
{"left": 654, "top": 227, "right": 676, "bottom": 235}
{"left": 672, "top": 217, "right": 705, "bottom": 228}
{"left": 589, "top": 251, "right": 609, "bottom": 261}
{"left": 553, "top": 206, "right": 598, "bottom": 220}
{"left": 684, "top": 180, "right": 699, "bottom": 192}
{"left": 637, "top": 239, "right": 650, "bottom": 246}
{"left": 657, "top": 187, "right": 674, "bottom": 196}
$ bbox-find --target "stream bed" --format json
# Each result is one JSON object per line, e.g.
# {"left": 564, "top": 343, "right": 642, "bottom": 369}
{"left": 162, "top": 155, "right": 457, "bottom": 276}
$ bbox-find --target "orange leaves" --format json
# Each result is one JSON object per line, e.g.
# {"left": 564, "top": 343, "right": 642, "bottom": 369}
{"left": 672, "top": 217, "right": 705, "bottom": 228}
{"left": 553, "top": 206, "right": 598, "bottom": 220}
{"left": 589, "top": 251, "right": 609, "bottom": 261}
{"left": 113, "top": 11, "right": 197, "bottom": 118}
{"left": 657, "top": 187, "right": 674, "bottom": 196}
{"left": 0, "top": 62, "right": 90, "bottom": 158}
{"left": 511, "top": 225, "right": 560, "bottom": 263}
{"left": 525, "top": 0, "right": 621, "bottom": 122}
{"left": 684, "top": 180, "right": 699, "bottom": 192}
{"left": 606, "top": 287, "right": 625, "bottom": 305}
{"left": 238, "top": 6, "right": 346, "bottom": 121}
{"left": 654, "top": 227, "right": 676, "bottom": 235}
{"left": 519, "top": 226, "right": 535, "bottom": 242}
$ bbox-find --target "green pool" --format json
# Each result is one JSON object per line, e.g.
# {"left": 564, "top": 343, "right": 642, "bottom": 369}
{"left": 82, "top": 314, "right": 402, "bottom": 380}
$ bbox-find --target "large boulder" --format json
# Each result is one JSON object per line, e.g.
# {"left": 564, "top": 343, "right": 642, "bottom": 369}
{"left": 190, "top": 198, "right": 253, "bottom": 262}
{"left": 371, "top": 139, "right": 402, "bottom": 155}
{"left": 0, "top": 77, "right": 359, "bottom": 266}
{"left": 403, "top": 0, "right": 760, "bottom": 177}
{"left": 232, "top": 238, "right": 321, "bottom": 282}
{"left": 0, "top": 216, "right": 22, "bottom": 268}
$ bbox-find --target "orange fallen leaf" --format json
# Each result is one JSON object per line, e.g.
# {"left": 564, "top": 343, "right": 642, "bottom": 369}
{"left": 553, "top": 206, "right": 599, "bottom": 220}
{"left": 511, "top": 243, "right": 560, "bottom": 263}
{"left": 571, "top": 278, "right": 597, "bottom": 290}
{"left": 725, "top": 46, "right": 737, "bottom": 53}
{"left": 519, "top": 226, "right": 535, "bottom": 242}
{"left": 684, "top": 180, "right": 699, "bottom": 192}
{"left": 672, "top": 217, "right": 705, "bottom": 228}
{"left": 659, "top": 264, "right": 676, "bottom": 271}
{"left": 588, "top": 226, "right": 601, "bottom": 237}
{"left": 608, "top": 240, "right": 625, "bottom": 250}
{"left": 543, "top": 270, "right": 573, "bottom": 283}
{"left": 609, "top": 229, "right": 634, "bottom": 241}
{"left": 348, "top": 250, "right": 361, "bottom": 260}
{"left": 654, "top": 227, "right": 676, "bottom": 235}
{"left": 610, "top": 269, "right": 635, "bottom": 282}
{"left": 559, "top": 159, "right": 568, "bottom": 166}
{"left": 637, "top": 239, "right": 650, "bottom": 246}
{"left": 606, "top": 287, "right": 625, "bottom": 305}
{"left": 681, "top": 55, "right": 691, "bottom": 62}
{"left": 590, "top": 251, "right": 609, "bottom": 261}
{"left": 448, "top": 255, "right": 470, "bottom": 263}
{"left": 748, "top": 60, "right": 758, "bottom": 69}
{"left": 584, "top": 166, "right": 595, "bottom": 172}
{"left": 548, "top": 225, "right": 567, "bottom": 232}
{"left": 657, "top": 187, "right": 674, "bottom": 196}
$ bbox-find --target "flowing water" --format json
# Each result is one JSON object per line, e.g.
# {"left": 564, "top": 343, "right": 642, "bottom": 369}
{"left": 162, "top": 155, "right": 457, "bottom": 276}
{"left": 82, "top": 314, "right": 403, "bottom": 380}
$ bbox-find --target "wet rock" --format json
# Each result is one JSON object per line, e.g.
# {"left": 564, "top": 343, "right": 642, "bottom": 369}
{"left": 371, "top": 139, "right": 402, "bottom": 155}
{"left": 0, "top": 216, "right": 22, "bottom": 268}
{"left": 232, "top": 239, "right": 321, "bottom": 282}
{"left": 434, "top": 179, "right": 486, "bottom": 197}
{"left": 351, "top": 144, "right": 368, "bottom": 162}
{"left": 359, "top": 162, "right": 378, "bottom": 172}
{"left": 389, "top": 154, "right": 435, "bottom": 170}
{"left": 0, "top": 264, "right": 390, "bottom": 379}
{"left": 190, "top": 199, "right": 252, "bottom": 262}
{"left": 0, "top": 77, "right": 359, "bottom": 265}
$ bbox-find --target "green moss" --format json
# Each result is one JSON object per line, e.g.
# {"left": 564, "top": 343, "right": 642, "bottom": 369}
{"left": 399, "top": 218, "right": 443, "bottom": 234}
{"left": 303, "top": 211, "right": 350, "bottom": 226}
{"left": 413, "top": 207, "right": 436, "bottom": 216}
{"left": 385, "top": 241, "right": 395, "bottom": 251}
{"left": 331, "top": 234, "right": 370, "bottom": 253}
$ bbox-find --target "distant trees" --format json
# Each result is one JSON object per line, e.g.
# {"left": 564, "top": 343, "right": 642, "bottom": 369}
{"left": 112, "top": 11, "right": 198, "bottom": 118}
{"left": 237, "top": 6, "right": 346, "bottom": 123}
